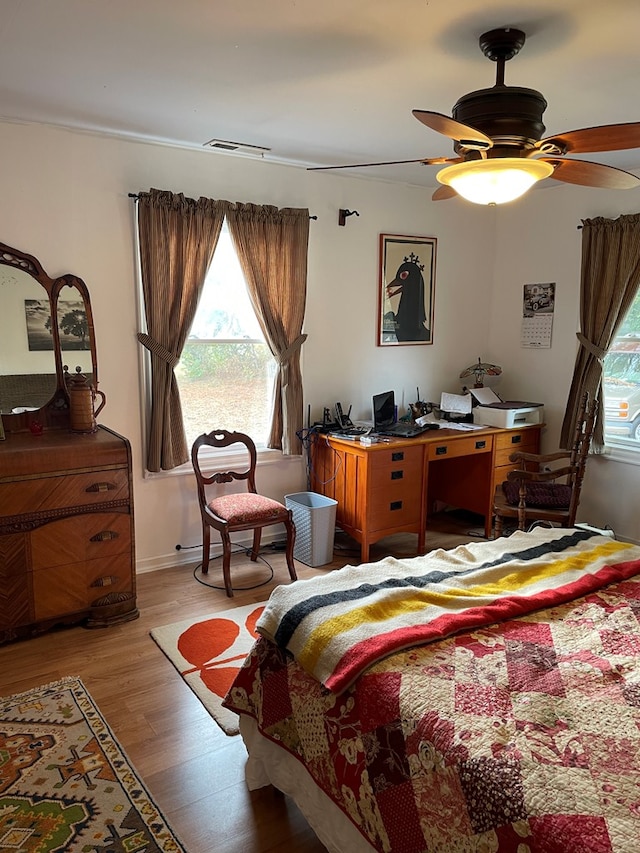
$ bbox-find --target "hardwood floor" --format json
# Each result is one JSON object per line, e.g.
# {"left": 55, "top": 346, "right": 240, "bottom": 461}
{"left": 0, "top": 511, "right": 484, "bottom": 853}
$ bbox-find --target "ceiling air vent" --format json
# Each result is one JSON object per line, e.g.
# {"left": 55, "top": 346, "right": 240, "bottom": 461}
{"left": 203, "top": 138, "right": 271, "bottom": 154}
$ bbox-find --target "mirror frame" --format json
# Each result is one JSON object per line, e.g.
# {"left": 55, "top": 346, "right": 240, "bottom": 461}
{"left": 0, "top": 242, "right": 98, "bottom": 433}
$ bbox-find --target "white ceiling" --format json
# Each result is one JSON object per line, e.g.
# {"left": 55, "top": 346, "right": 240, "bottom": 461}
{"left": 2, "top": 0, "right": 640, "bottom": 189}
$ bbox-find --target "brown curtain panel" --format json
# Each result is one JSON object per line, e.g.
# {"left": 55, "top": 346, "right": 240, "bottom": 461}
{"left": 226, "top": 204, "right": 309, "bottom": 455}
{"left": 136, "top": 189, "right": 227, "bottom": 472}
{"left": 561, "top": 212, "right": 640, "bottom": 450}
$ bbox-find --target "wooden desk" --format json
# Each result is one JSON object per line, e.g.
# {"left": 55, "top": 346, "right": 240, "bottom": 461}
{"left": 309, "top": 424, "right": 542, "bottom": 562}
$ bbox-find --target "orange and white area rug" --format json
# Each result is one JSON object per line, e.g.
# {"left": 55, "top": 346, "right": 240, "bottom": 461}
{"left": 150, "top": 602, "right": 265, "bottom": 735}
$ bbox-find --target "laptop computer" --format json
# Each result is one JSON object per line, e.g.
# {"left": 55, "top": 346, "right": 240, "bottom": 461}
{"left": 373, "top": 390, "right": 435, "bottom": 438}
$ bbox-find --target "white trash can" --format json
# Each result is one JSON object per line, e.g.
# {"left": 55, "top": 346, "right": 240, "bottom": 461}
{"left": 285, "top": 491, "right": 338, "bottom": 567}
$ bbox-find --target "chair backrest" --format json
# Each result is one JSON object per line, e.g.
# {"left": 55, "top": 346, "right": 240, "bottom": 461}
{"left": 191, "top": 431, "right": 258, "bottom": 505}
{"left": 503, "top": 391, "right": 597, "bottom": 529}
{"left": 565, "top": 391, "right": 598, "bottom": 523}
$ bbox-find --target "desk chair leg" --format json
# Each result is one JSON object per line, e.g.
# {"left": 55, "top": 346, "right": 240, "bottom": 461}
{"left": 494, "top": 514, "right": 504, "bottom": 538}
{"left": 202, "top": 525, "right": 211, "bottom": 574}
{"left": 284, "top": 513, "right": 297, "bottom": 582}
{"left": 221, "top": 531, "right": 234, "bottom": 597}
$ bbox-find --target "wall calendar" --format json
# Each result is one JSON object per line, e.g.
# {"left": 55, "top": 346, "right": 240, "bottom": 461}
{"left": 521, "top": 282, "right": 555, "bottom": 348}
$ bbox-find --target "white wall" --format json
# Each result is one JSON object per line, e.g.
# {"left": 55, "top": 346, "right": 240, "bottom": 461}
{"left": 0, "top": 121, "right": 498, "bottom": 570}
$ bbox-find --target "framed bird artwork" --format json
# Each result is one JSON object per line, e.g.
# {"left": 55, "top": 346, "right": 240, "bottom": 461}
{"left": 378, "top": 233, "right": 436, "bottom": 346}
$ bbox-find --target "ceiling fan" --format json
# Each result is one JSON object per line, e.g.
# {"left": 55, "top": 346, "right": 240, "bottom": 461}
{"left": 309, "top": 27, "right": 640, "bottom": 205}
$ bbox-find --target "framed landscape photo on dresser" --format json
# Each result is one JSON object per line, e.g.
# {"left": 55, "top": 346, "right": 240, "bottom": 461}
{"left": 378, "top": 233, "right": 436, "bottom": 346}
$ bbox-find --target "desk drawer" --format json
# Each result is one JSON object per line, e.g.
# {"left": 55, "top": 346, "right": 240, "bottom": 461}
{"left": 494, "top": 429, "right": 540, "bottom": 466}
{"left": 369, "top": 445, "right": 423, "bottom": 490}
{"left": 427, "top": 434, "right": 493, "bottom": 461}
{"left": 369, "top": 483, "right": 422, "bottom": 530}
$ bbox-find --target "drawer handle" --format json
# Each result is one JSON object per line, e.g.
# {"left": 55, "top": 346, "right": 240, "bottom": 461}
{"left": 475, "top": 440, "right": 486, "bottom": 449}
{"left": 390, "top": 500, "right": 403, "bottom": 511}
{"left": 435, "top": 446, "right": 448, "bottom": 455}
{"left": 90, "top": 575, "right": 120, "bottom": 588}
{"left": 391, "top": 452, "right": 404, "bottom": 461}
{"left": 390, "top": 470, "right": 404, "bottom": 480}
{"left": 90, "top": 530, "right": 119, "bottom": 542}
{"left": 511, "top": 435, "right": 522, "bottom": 444}
{"left": 86, "top": 482, "right": 116, "bottom": 493}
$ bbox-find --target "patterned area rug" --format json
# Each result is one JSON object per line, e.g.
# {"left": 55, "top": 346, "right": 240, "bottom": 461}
{"left": 0, "top": 676, "right": 185, "bottom": 852}
{"left": 150, "top": 602, "right": 265, "bottom": 736}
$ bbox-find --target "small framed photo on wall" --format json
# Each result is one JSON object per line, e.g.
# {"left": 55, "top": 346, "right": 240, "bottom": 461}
{"left": 378, "top": 233, "right": 436, "bottom": 346}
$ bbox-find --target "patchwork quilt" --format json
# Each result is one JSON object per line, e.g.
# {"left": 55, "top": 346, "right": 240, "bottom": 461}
{"left": 225, "top": 529, "right": 640, "bottom": 852}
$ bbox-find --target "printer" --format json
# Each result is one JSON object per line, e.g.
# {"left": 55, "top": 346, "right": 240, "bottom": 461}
{"left": 469, "top": 388, "right": 543, "bottom": 429}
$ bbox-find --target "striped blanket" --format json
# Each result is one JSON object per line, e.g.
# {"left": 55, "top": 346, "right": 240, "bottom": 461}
{"left": 256, "top": 527, "right": 640, "bottom": 694}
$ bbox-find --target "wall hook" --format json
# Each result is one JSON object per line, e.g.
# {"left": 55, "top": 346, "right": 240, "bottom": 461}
{"left": 338, "top": 208, "right": 360, "bottom": 227}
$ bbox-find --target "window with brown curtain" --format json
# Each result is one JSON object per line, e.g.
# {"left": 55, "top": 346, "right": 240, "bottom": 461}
{"left": 135, "top": 189, "right": 309, "bottom": 471}
{"left": 226, "top": 203, "right": 309, "bottom": 456}
{"left": 561, "top": 213, "right": 640, "bottom": 451}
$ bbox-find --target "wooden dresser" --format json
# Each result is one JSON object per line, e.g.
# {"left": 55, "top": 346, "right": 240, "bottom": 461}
{"left": 310, "top": 424, "right": 542, "bottom": 561}
{"left": 0, "top": 425, "right": 138, "bottom": 643}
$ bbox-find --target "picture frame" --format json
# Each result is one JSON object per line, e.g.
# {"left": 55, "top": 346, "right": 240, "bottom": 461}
{"left": 378, "top": 233, "right": 436, "bottom": 346}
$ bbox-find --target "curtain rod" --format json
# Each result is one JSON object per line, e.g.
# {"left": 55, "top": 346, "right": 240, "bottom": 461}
{"left": 128, "top": 193, "right": 317, "bottom": 219}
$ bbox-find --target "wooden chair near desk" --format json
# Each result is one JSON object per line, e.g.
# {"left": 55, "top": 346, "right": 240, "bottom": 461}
{"left": 492, "top": 392, "right": 597, "bottom": 537}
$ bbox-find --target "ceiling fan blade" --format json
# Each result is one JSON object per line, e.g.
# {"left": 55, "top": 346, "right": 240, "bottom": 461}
{"left": 432, "top": 185, "right": 458, "bottom": 201}
{"left": 538, "top": 122, "right": 640, "bottom": 155}
{"left": 541, "top": 157, "right": 640, "bottom": 190}
{"left": 412, "top": 110, "right": 493, "bottom": 149}
{"left": 307, "top": 156, "right": 461, "bottom": 172}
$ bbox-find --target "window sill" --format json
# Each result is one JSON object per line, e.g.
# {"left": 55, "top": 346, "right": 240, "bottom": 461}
{"left": 142, "top": 446, "right": 300, "bottom": 479}
{"left": 598, "top": 443, "right": 640, "bottom": 467}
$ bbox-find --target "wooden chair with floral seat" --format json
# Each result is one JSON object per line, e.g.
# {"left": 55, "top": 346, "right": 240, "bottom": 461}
{"left": 191, "top": 430, "right": 297, "bottom": 597}
{"left": 493, "top": 391, "right": 597, "bottom": 537}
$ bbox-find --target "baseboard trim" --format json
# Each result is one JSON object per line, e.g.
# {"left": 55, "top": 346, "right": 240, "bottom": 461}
{"left": 136, "top": 528, "right": 284, "bottom": 574}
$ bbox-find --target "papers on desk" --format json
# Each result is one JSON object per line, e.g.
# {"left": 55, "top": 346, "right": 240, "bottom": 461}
{"left": 440, "top": 392, "right": 472, "bottom": 415}
{"left": 442, "top": 421, "right": 486, "bottom": 431}
{"left": 415, "top": 413, "right": 440, "bottom": 427}
{"left": 469, "top": 387, "right": 502, "bottom": 406}
{"left": 435, "top": 392, "right": 486, "bottom": 430}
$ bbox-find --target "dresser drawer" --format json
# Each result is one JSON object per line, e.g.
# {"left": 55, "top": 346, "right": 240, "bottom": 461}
{"left": 0, "top": 533, "right": 32, "bottom": 630}
{"left": 0, "top": 469, "right": 129, "bottom": 517}
{"left": 32, "top": 553, "right": 134, "bottom": 620}
{"left": 30, "top": 512, "right": 132, "bottom": 570}
{"left": 427, "top": 434, "right": 493, "bottom": 461}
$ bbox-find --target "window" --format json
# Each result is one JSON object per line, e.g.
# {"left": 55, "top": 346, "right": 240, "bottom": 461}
{"left": 603, "top": 291, "right": 640, "bottom": 448}
{"left": 175, "top": 221, "right": 276, "bottom": 451}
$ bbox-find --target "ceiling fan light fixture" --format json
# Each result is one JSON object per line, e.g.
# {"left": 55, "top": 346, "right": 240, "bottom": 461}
{"left": 436, "top": 158, "right": 554, "bottom": 205}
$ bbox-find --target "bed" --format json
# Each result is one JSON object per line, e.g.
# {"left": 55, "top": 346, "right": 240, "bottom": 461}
{"left": 223, "top": 527, "right": 640, "bottom": 852}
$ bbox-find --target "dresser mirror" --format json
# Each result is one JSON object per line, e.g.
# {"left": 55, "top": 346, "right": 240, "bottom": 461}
{"left": 0, "top": 243, "right": 98, "bottom": 432}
